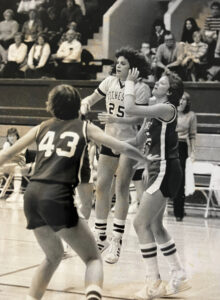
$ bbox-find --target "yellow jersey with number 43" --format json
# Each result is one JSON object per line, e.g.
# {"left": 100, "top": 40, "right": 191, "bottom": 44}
{"left": 31, "top": 118, "right": 88, "bottom": 185}
{"left": 95, "top": 75, "right": 150, "bottom": 140}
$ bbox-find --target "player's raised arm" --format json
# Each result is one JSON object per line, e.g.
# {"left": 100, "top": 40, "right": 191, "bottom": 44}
{"left": 87, "top": 122, "right": 147, "bottom": 165}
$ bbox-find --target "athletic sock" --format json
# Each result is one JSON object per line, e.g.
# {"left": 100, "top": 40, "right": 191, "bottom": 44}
{"left": 112, "top": 218, "right": 125, "bottom": 239}
{"left": 95, "top": 219, "right": 107, "bottom": 241}
{"left": 86, "top": 284, "right": 102, "bottom": 300}
{"left": 140, "top": 242, "right": 160, "bottom": 279}
{"left": 159, "top": 239, "right": 183, "bottom": 271}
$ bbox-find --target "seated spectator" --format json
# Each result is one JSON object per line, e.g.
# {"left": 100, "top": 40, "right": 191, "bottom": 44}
{"left": 150, "top": 19, "right": 169, "bottom": 54}
{"left": 0, "top": 127, "right": 34, "bottom": 203}
{"left": 204, "top": 1, "right": 220, "bottom": 38}
{"left": 51, "top": 29, "right": 82, "bottom": 79}
{"left": 26, "top": 32, "right": 51, "bottom": 78}
{"left": 60, "top": 0, "right": 83, "bottom": 32}
{"left": 182, "top": 31, "right": 208, "bottom": 81}
{"left": 43, "top": 7, "right": 62, "bottom": 53}
{"left": 22, "top": 9, "right": 43, "bottom": 50}
{"left": 139, "top": 42, "right": 156, "bottom": 81}
{"left": 0, "top": 44, "right": 7, "bottom": 77}
{"left": 181, "top": 17, "right": 200, "bottom": 43}
{"left": 155, "top": 32, "right": 185, "bottom": 80}
{"left": 4, "top": 32, "right": 28, "bottom": 78}
{"left": 0, "top": 9, "right": 19, "bottom": 50}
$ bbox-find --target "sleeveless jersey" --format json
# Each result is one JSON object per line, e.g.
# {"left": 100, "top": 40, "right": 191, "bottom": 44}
{"left": 31, "top": 118, "right": 88, "bottom": 186}
{"left": 146, "top": 103, "right": 179, "bottom": 160}
{"left": 95, "top": 75, "right": 150, "bottom": 140}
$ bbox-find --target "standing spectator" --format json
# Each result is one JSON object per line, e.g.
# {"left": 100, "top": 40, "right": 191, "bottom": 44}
{"left": 140, "top": 42, "right": 157, "bottom": 81}
{"left": 150, "top": 19, "right": 169, "bottom": 54}
{"left": 173, "top": 92, "right": 197, "bottom": 221}
{"left": 182, "top": 31, "right": 208, "bottom": 81}
{"left": 52, "top": 29, "right": 82, "bottom": 79}
{"left": 4, "top": 32, "right": 28, "bottom": 78}
{"left": 26, "top": 33, "right": 51, "bottom": 78}
{"left": 0, "top": 44, "right": 7, "bottom": 77}
{"left": 155, "top": 32, "right": 185, "bottom": 79}
{"left": 22, "top": 9, "right": 43, "bottom": 50}
{"left": 0, "top": 9, "right": 19, "bottom": 50}
{"left": 60, "top": 0, "right": 83, "bottom": 32}
{"left": 181, "top": 17, "right": 200, "bottom": 43}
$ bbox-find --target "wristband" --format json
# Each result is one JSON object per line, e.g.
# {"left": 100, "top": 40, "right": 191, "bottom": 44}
{"left": 124, "top": 80, "right": 135, "bottom": 96}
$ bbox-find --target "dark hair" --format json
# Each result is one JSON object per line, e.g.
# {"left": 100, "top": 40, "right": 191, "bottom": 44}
{"left": 111, "top": 46, "right": 151, "bottom": 79}
{"left": 153, "top": 19, "right": 166, "bottom": 30}
{"left": 7, "top": 127, "right": 20, "bottom": 140}
{"left": 164, "top": 31, "right": 175, "bottom": 40}
{"left": 164, "top": 72, "right": 184, "bottom": 107}
{"left": 210, "top": 1, "right": 220, "bottom": 9}
{"left": 37, "top": 32, "right": 48, "bottom": 43}
{"left": 47, "top": 84, "right": 81, "bottom": 120}
{"left": 181, "top": 17, "right": 200, "bottom": 43}
{"left": 182, "top": 92, "right": 191, "bottom": 114}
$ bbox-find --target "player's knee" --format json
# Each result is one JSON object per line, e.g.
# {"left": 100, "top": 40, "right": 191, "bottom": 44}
{"left": 133, "top": 216, "right": 151, "bottom": 234}
{"left": 46, "top": 246, "right": 64, "bottom": 265}
{"left": 151, "top": 223, "right": 166, "bottom": 239}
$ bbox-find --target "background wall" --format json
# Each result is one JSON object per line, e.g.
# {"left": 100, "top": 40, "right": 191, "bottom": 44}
{"left": 103, "top": 0, "right": 163, "bottom": 59}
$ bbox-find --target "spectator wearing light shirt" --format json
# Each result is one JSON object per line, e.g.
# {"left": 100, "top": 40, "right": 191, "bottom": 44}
{"left": 26, "top": 32, "right": 51, "bottom": 78}
{"left": 52, "top": 29, "right": 82, "bottom": 79}
{"left": 4, "top": 32, "right": 28, "bottom": 78}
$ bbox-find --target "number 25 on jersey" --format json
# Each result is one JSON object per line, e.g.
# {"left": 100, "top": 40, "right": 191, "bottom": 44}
{"left": 38, "top": 131, "right": 80, "bottom": 158}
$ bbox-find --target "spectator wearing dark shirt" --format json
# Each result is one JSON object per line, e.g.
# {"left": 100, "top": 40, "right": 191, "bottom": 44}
{"left": 60, "top": 0, "right": 83, "bottom": 32}
{"left": 150, "top": 19, "right": 169, "bottom": 54}
{"left": 204, "top": 1, "right": 220, "bottom": 40}
{"left": 44, "top": 7, "right": 62, "bottom": 53}
{"left": 181, "top": 17, "right": 200, "bottom": 43}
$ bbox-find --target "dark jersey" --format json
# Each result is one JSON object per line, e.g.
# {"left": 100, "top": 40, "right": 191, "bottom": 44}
{"left": 31, "top": 118, "right": 88, "bottom": 186}
{"left": 147, "top": 103, "right": 179, "bottom": 160}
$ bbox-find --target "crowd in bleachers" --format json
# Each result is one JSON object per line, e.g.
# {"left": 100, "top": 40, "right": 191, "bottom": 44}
{"left": 140, "top": 1, "right": 220, "bottom": 82}
{"left": 0, "top": 0, "right": 115, "bottom": 79}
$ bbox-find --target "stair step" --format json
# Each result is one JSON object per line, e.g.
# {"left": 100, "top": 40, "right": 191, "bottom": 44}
{"left": 87, "top": 39, "right": 102, "bottom": 47}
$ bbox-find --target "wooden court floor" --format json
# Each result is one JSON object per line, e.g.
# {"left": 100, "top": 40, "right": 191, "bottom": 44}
{"left": 0, "top": 199, "right": 220, "bottom": 300}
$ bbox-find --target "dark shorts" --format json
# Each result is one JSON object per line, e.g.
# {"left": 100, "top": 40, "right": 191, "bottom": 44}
{"left": 80, "top": 147, "right": 92, "bottom": 184}
{"left": 132, "top": 168, "right": 144, "bottom": 181}
{"left": 24, "top": 181, "right": 79, "bottom": 231}
{"left": 100, "top": 145, "right": 120, "bottom": 158}
{"left": 146, "top": 158, "right": 182, "bottom": 198}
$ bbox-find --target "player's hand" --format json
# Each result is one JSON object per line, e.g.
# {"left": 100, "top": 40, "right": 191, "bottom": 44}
{"left": 147, "top": 154, "right": 161, "bottom": 161}
{"left": 98, "top": 112, "right": 116, "bottom": 124}
{"left": 80, "top": 103, "right": 89, "bottom": 116}
{"left": 127, "top": 68, "right": 139, "bottom": 82}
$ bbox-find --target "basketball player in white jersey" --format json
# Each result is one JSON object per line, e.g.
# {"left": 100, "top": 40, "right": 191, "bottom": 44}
{"left": 81, "top": 47, "right": 151, "bottom": 264}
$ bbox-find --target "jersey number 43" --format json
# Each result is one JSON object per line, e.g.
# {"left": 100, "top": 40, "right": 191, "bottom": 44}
{"left": 38, "top": 131, "right": 80, "bottom": 158}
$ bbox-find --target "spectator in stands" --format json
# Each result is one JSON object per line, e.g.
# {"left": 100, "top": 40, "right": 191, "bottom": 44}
{"left": 150, "top": 19, "right": 169, "bottom": 54}
{"left": 181, "top": 31, "right": 208, "bottom": 81}
{"left": 22, "top": 9, "right": 43, "bottom": 50}
{"left": 51, "top": 29, "right": 82, "bottom": 79}
{"left": 204, "top": 1, "right": 220, "bottom": 35}
{"left": 155, "top": 32, "right": 185, "bottom": 80}
{"left": 60, "top": 0, "right": 83, "bottom": 32}
{"left": 0, "top": 9, "right": 19, "bottom": 50}
{"left": 43, "top": 7, "right": 62, "bottom": 53}
{"left": 173, "top": 92, "right": 197, "bottom": 221}
{"left": 0, "top": 44, "right": 7, "bottom": 77}
{"left": 139, "top": 42, "right": 156, "bottom": 81}
{"left": 181, "top": 17, "right": 200, "bottom": 43}
{"left": 26, "top": 32, "right": 51, "bottom": 78}
{"left": 4, "top": 32, "right": 28, "bottom": 78}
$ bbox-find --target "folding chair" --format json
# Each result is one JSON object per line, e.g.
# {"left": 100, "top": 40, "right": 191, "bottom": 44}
{"left": 193, "top": 162, "right": 220, "bottom": 218}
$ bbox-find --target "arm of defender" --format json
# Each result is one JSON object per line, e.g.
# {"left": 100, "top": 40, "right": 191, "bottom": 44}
{"left": 87, "top": 122, "right": 147, "bottom": 164}
{"left": 81, "top": 92, "right": 104, "bottom": 115}
{"left": 0, "top": 126, "right": 40, "bottom": 166}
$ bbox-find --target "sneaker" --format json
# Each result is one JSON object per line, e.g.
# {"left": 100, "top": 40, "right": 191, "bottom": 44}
{"left": 165, "top": 269, "right": 191, "bottom": 296}
{"left": 135, "top": 278, "right": 166, "bottom": 300}
{"left": 128, "top": 202, "right": 138, "bottom": 214}
{"left": 104, "top": 236, "right": 122, "bottom": 264}
{"left": 95, "top": 234, "right": 110, "bottom": 253}
{"left": 6, "top": 192, "right": 20, "bottom": 202}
